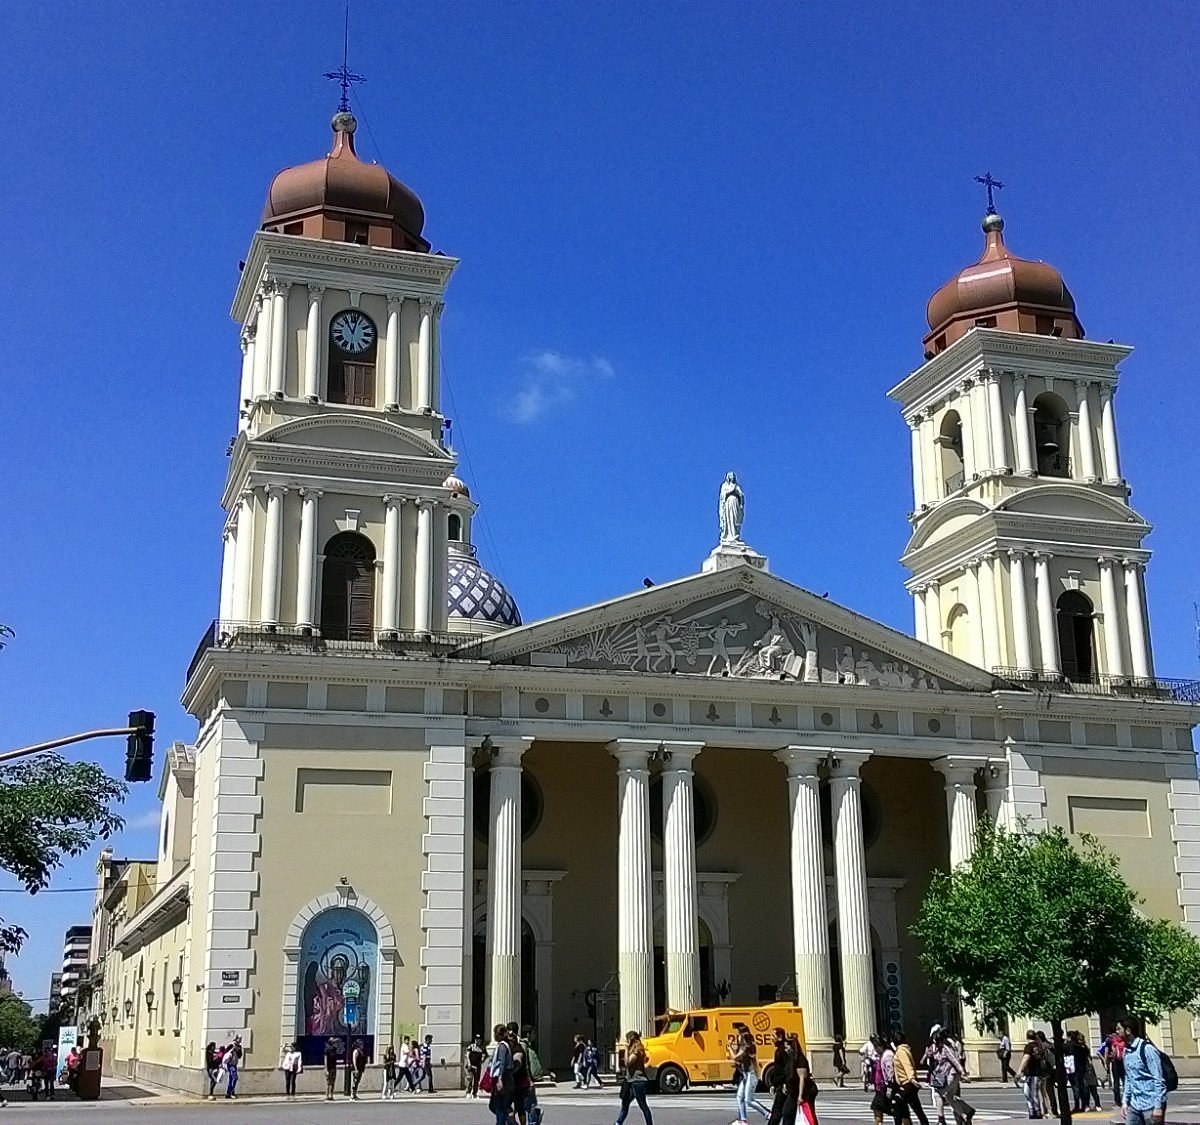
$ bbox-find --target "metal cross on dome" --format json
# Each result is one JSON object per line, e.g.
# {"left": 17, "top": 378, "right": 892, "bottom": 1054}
{"left": 974, "top": 172, "right": 1004, "bottom": 214}
{"left": 323, "top": 4, "right": 366, "bottom": 113}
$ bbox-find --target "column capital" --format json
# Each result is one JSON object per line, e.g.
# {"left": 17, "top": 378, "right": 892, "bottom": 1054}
{"left": 237, "top": 488, "right": 255, "bottom": 505}
{"left": 966, "top": 557, "right": 981, "bottom": 574}
{"left": 827, "top": 750, "right": 871, "bottom": 779}
{"left": 923, "top": 404, "right": 938, "bottom": 420}
{"left": 931, "top": 755, "right": 987, "bottom": 786}
{"left": 1006, "top": 547, "right": 1027, "bottom": 560}
{"left": 926, "top": 577, "right": 940, "bottom": 592}
{"left": 608, "top": 739, "right": 658, "bottom": 770}
{"left": 1121, "top": 557, "right": 1144, "bottom": 574}
{"left": 382, "top": 493, "right": 407, "bottom": 510}
{"left": 483, "top": 735, "right": 533, "bottom": 768}
{"left": 307, "top": 283, "right": 326, "bottom": 299}
{"left": 1013, "top": 371, "right": 1027, "bottom": 388}
{"left": 273, "top": 278, "right": 293, "bottom": 295}
{"left": 1074, "top": 376, "right": 1091, "bottom": 392}
{"left": 239, "top": 328, "right": 253, "bottom": 351}
{"left": 1100, "top": 381, "right": 1117, "bottom": 399}
{"left": 907, "top": 415, "right": 923, "bottom": 432}
{"left": 657, "top": 740, "right": 704, "bottom": 767}
{"left": 775, "top": 746, "right": 827, "bottom": 777}
{"left": 298, "top": 487, "right": 322, "bottom": 500}
{"left": 418, "top": 296, "right": 436, "bottom": 315}
{"left": 1097, "top": 554, "right": 1117, "bottom": 568}
{"left": 386, "top": 292, "right": 405, "bottom": 309}
{"left": 265, "top": 483, "right": 288, "bottom": 499}
{"left": 983, "top": 758, "right": 1008, "bottom": 787}
{"left": 1031, "top": 550, "right": 1053, "bottom": 563}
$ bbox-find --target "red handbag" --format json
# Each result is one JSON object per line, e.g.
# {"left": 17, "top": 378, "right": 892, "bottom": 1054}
{"left": 480, "top": 1068, "right": 494, "bottom": 1094}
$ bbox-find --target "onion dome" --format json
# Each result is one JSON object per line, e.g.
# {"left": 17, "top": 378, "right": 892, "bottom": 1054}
{"left": 442, "top": 474, "right": 471, "bottom": 499}
{"left": 448, "top": 558, "right": 521, "bottom": 628}
{"left": 261, "top": 112, "right": 430, "bottom": 252}
{"left": 923, "top": 212, "right": 1083, "bottom": 357}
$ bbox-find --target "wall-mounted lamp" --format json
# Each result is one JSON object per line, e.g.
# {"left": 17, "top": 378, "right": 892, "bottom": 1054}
{"left": 123, "top": 999, "right": 133, "bottom": 1019}
{"left": 171, "top": 976, "right": 183, "bottom": 1004}
{"left": 144, "top": 988, "right": 155, "bottom": 1012}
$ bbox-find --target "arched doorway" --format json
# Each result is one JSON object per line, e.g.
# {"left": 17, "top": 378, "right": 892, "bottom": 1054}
{"left": 1057, "top": 590, "right": 1095, "bottom": 682}
{"left": 471, "top": 919, "right": 537, "bottom": 1039}
{"left": 320, "top": 532, "right": 376, "bottom": 641}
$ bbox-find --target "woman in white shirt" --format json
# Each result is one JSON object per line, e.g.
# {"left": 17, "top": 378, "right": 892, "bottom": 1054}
{"left": 280, "top": 1042, "right": 303, "bottom": 1099}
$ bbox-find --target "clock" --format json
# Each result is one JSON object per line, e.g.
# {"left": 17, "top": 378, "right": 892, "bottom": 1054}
{"left": 330, "top": 310, "right": 377, "bottom": 354}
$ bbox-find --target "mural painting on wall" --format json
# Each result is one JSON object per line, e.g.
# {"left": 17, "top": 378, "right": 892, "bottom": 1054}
{"left": 543, "top": 593, "right": 950, "bottom": 690}
{"left": 298, "top": 907, "right": 377, "bottom": 1040}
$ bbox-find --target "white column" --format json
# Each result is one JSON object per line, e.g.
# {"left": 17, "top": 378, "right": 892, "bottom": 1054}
{"left": 268, "top": 281, "right": 289, "bottom": 398}
{"left": 384, "top": 295, "right": 403, "bottom": 410}
{"left": 1033, "top": 551, "right": 1060, "bottom": 677}
{"left": 1013, "top": 374, "right": 1034, "bottom": 475}
{"left": 829, "top": 752, "right": 874, "bottom": 1045}
{"left": 1099, "top": 557, "right": 1127, "bottom": 677}
{"left": 959, "top": 380, "right": 976, "bottom": 480}
{"left": 924, "top": 579, "right": 942, "bottom": 648}
{"left": 913, "top": 585, "right": 928, "bottom": 642}
{"left": 908, "top": 417, "right": 924, "bottom": 507}
{"left": 296, "top": 488, "right": 319, "bottom": 630}
{"left": 416, "top": 299, "right": 434, "bottom": 411}
{"left": 259, "top": 485, "right": 286, "bottom": 627}
{"left": 1074, "top": 379, "right": 1098, "bottom": 481}
{"left": 1099, "top": 383, "right": 1122, "bottom": 483}
{"left": 776, "top": 748, "right": 833, "bottom": 1044}
{"left": 303, "top": 285, "right": 324, "bottom": 401}
{"left": 430, "top": 302, "right": 443, "bottom": 414}
{"left": 432, "top": 502, "right": 449, "bottom": 633}
{"left": 610, "top": 741, "right": 655, "bottom": 1037}
{"left": 661, "top": 742, "right": 704, "bottom": 1012}
{"left": 381, "top": 495, "right": 402, "bottom": 634}
{"left": 237, "top": 331, "right": 254, "bottom": 427}
{"left": 975, "top": 554, "right": 1000, "bottom": 671}
{"left": 414, "top": 499, "right": 433, "bottom": 633}
{"left": 1008, "top": 550, "right": 1033, "bottom": 673}
{"left": 1123, "top": 560, "right": 1152, "bottom": 680}
{"left": 218, "top": 525, "right": 237, "bottom": 624}
{"left": 233, "top": 491, "right": 255, "bottom": 622}
{"left": 251, "top": 293, "right": 270, "bottom": 399}
{"left": 485, "top": 738, "right": 529, "bottom": 1030}
{"left": 986, "top": 371, "right": 1008, "bottom": 472}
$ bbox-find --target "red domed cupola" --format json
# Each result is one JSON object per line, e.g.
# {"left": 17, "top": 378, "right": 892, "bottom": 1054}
{"left": 923, "top": 211, "right": 1084, "bottom": 359}
{"left": 261, "top": 111, "right": 430, "bottom": 252}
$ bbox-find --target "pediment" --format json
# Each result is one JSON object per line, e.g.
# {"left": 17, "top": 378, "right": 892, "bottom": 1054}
{"left": 997, "top": 486, "right": 1147, "bottom": 525}
{"left": 462, "top": 565, "right": 998, "bottom": 693}
{"left": 257, "top": 415, "right": 447, "bottom": 460}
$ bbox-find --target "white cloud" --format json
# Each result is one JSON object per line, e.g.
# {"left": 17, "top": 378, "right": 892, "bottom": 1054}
{"left": 504, "top": 350, "right": 615, "bottom": 423}
{"left": 119, "top": 808, "right": 162, "bottom": 832}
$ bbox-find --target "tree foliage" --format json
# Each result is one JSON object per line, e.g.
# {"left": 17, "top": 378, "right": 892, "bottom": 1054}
{"left": 0, "top": 991, "right": 40, "bottom": 1052}
{"left": 914, "top": 822, "right": 1200, "bottom": 1025}
{"left": 0, "top": 754, "right": 126, "bottom": 953}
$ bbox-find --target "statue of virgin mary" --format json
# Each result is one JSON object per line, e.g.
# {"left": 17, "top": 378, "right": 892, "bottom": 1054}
{"left": 718, "top": 472, "right": 745, "bottom": 543}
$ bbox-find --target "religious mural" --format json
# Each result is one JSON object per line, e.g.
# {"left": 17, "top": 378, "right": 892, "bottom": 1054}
{"left": 539, "top": 592, "right": 958, "bottom": 691}
{"left": 297, "top": 907, "right": 377, "bottom": 1045}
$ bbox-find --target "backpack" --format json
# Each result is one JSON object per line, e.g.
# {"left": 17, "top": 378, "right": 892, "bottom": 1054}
{"left": 1140, "top": 1040, "right": 1179, "bottom": 1094}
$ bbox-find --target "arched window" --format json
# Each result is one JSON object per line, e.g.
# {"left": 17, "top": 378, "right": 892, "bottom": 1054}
{"left": 296, "top": 907, "right": 378, "bottom": 1046}
{"left": 448, "top": 513, "right": 462, "bottom": 542}
{"left": 1057, "top": 590, "right": 1095, "bottom": 682}
{"left": 327, "top": 310, "right": 378, "bottom": 406}
{"left": 320, "top": 532, "right": 376, "bottom": 641}
{"left": 1033, "top": 393, "right": 1070, "bottom": 477}
{"left": 945, "top": 602, "right": 970, "bottom": 660}
{"left": 936, "top": 411, "right": 965, "bottom": 495}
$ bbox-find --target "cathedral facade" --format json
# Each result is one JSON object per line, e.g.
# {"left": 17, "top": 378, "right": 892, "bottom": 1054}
{"left": 85, "top": 109, "right": 1200, "bottom": 1093}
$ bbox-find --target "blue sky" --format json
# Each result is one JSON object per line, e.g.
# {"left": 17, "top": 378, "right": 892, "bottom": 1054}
{"left": 1, "top": 0, "right": 1197, "bottom": 1004}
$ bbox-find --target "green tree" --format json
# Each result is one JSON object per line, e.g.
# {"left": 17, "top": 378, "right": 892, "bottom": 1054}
{"left": 914, "top": 822, "right": 1200, "bottom": 1125}
{"left": 0, "top": 991, "right": 40, "bottom": 1052}
{"left": 0, "top": 754, "right": 126, "bottom": 953}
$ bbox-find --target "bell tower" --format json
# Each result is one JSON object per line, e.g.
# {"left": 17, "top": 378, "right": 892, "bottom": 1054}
{"left": 216, "top": 109, "right": 461, "bottom": 643}
{"left": 888, "top": 204, "right": 1155, "bottom": 685}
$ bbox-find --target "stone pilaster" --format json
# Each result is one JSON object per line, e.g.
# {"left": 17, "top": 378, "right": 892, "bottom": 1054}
{"left": 660, "top": 741, "right": 703, "bottom": 1012}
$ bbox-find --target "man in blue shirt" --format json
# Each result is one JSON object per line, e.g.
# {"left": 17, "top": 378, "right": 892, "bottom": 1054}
{"left": 1117, "top": 1017, "right": 1167, "bottom": 1125}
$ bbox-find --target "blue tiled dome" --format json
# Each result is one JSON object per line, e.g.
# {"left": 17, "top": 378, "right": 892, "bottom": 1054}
{"left": 447, "top": 558, "right": 521, "bottom": 627}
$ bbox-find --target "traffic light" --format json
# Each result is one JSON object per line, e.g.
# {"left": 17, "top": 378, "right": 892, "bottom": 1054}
{"left": 125, "top": 710, "right": 155, "bottom": 783}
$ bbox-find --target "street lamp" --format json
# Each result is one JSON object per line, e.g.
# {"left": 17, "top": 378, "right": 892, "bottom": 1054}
{"left": 123, "top": 999, "right": 133, "bottom": 1020}
{"left": 111, "top": 1005, "right": 118, "bottom": 1024}
{"left": 171, "top": 976, "right": 183, "bottom": 1004}
{"left": 144, "top": 988, "right": 155, "bottom": 1013}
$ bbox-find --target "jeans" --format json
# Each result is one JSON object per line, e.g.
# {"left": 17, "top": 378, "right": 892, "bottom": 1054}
{"left": 1125, "top": 1110, "right": 1164, "bottom": 1125}
{"left": 736, "top": 1070, "right": 769, "bottom": 1120}
{"left": 284, "top": 1069, "right": 297, "bottom": 1096}
{"left": 1021, "top": 1075, "right": 1041, "bottom": 1117}
{"left": 616, "top": 1080, "right": 653, "bottom": 1124}
{"left": 225, "top": 1064, "right": 238, "bottom": 1097}
{"left": 1112, "top": 1060, "right": 1126, "bottom": 1107}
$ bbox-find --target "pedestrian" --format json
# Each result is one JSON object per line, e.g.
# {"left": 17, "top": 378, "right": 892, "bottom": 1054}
{"left": 324, "top": 1037, "right": 340, "bottom": 1101}
{"left": 1013, "top": 1031, "right": 1041, "bottom": 1119}
{"left": 1104, "top": 1027, "right": 1128, "bottom": 1108}
{"left": 1084, "top": 1043, "right": 1103, "bottom": 1111}
{"left": 927, "top": 1028, "right": 974, "bottom": 1125}
{"left": 615, "top": 1029, "right": 653, "bottom": 1125}
{"left": 731, "top": 1026, "right": 770, "bottom": 1123}
{"left": 790, "top": 1033, "right": 819, "bottom": 1125}
{"left": 832, "top": 1034, "right": 850, "bottom": 1089}
{"left": 584, "top": 1037, "right": 603, "bottom": 1088}
{"left": 892, "top": 1031, "right": 930, "bottom": 1125}
{"left": 420, "top": 1032, "right": 435, "bottom": 1092}
{"left": 1067, "top": 1031, "right": 1089, "bottom": 1112}
{"left": 204, "top": 1042, "right": 220, "bottom": 1099}
{"left": 350, "top": 1038, "right": 367, "bottom": 1099}
{"left": 487, "top": 1023, "right": 515, "bottom": 1125}
{"left": 1116, "top": 1016, "right": 1169, "bottom": 1125}
{"left": 511, "top": 1029, "right": 535, "bottom": 1125}
{"left": 1034, "top": 1032, "right": 1057, "bottom": 1118}
{"left": 40, "top": 1047, "right": 55, "bottom": 1100}
{"left": 398, "top": 1035, "right": 416, "bottom": 1092}
{"left": 859, "top": 1035, "right": 879, "bottom": 1093}
{"left": 765, "top": 1026, "right": 798, "bottom": 1125}
{"left": 382, "top": 1043, "right": 397, "bottom": 1099}
{"left": 572, "top": 1034, "right": 587, "bottom": 1087}
{"left": 281, "top": 1040, "right": 302, "bottom": 1099}
{"left": 466, "top": 1035, "right": 484, "bottom": 1097}
{"left": 224, "top": 1035, "right": 242, "bottom": 1099}
{"left": 868, "top": 1035, "right": 891, "bottom": 1125}
{"left": 998, "top": 1031, "right": 1014, "bottom": 1082}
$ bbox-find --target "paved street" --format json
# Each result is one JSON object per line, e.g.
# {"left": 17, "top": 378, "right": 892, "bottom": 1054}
{"left": 4, "top": 1081, "right": 1200, "bottom": 1123}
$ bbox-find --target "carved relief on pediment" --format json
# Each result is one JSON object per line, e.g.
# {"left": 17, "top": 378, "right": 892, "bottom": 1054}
{"left": 539, "top": 592, "right": 951, "bottom": 691}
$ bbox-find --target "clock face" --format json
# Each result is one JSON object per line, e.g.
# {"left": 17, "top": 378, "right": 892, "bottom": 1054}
{"left": 330, "top": 310, "right": 377, "bottom": 354}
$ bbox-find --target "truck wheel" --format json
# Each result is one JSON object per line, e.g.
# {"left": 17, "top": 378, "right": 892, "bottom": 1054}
{"left": 759, "top": 1064, "right": 775, "bottom": 1093}
{"left": 656, "top": 1064, "right": 687, "bottom": 1095}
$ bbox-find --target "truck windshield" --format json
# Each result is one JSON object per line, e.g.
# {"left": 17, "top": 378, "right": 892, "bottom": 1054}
{"left": 662, "top": 1017, "right": 686, "bottom": 1034}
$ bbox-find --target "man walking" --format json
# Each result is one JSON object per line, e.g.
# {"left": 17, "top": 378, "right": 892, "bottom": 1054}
{"left": 998, "top": 1031, "right": 1014, "bottom": 1082}
{"left": 893, "top": 1032, "right": 931, "bottom": 1125}
{"left": 420, "top": 1033, "right": 435, "bottom": 1092}
{"left": 1117, "top": 1017, "right": 1167, "bottom": 1125}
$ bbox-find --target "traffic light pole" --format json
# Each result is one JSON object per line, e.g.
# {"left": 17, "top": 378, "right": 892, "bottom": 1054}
{"left": 0, "top": 726, "right": 142, "bottom": 764}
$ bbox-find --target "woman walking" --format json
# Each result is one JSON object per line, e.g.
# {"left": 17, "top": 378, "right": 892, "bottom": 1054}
{"left": 927, "top": 1029, "right": 974, "bottom": 1125}
{"left": 350, "top": 1039, "right": 367, "bottom": 1100}
{"left": 615, "top": 1030, "right": 653, "bottom": 1125}
{"left": 790, "top": 1033, "right": 818, "bottom": 1125}
{"left": 224, "top": 1036, "right": 242, "bottom": 1099}
{"left": 832, "top": 1035, "right": 850, "bottom": 1089}
{"left": 204, "top": 1042, "right": 220, "bottom": 1100}
{"left": 382, "top": 1043, "right": 397, "bottom": 1099}
{"left": 731, "top": 1027, "right": 770, "bottom": 1123}
{"left": 280, "top": 1041, "right": 302, "bottom": 1099}
{"left": 487, "top": 1024, "right": 514, "bottom": 1125}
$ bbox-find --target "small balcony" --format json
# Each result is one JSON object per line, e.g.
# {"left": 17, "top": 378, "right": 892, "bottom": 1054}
{"left": 992, "top": 667, "right": 1200, "bottom": 703}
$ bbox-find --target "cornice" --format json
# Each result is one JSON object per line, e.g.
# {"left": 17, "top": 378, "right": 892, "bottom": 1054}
{"left": 231, "top": 231, "right": 459, "bottom": 323}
